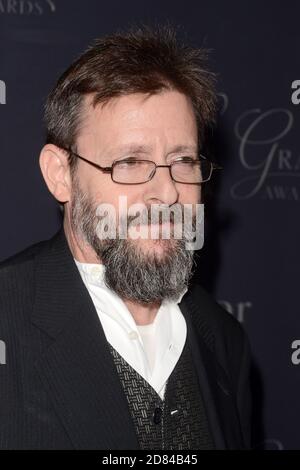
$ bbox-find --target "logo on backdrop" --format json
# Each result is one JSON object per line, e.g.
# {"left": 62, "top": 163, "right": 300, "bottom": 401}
{"left": 0, "top": 0, "right": 56, "bottom": 15}
{"left": 291, "top": 80, "right": 300, "bottom": 105}
{"left": 230, "top": 108, "right": 299, "bottom": 201}
{"left": 217, "top": 300, "right": 252, "bottom": 323}
{"left": 291, "top": 339, "right": 300, "bottom": 365}
{"left": 0, "top": 80, "right": 6, "bottom": 104}
{"left": 0, "top": 340, "right": 6, "bottom": 365}
{"left": 217, "top": 92, "right": 229, "bottom": 115}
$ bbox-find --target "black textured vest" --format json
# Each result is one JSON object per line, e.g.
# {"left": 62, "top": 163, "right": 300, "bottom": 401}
{"left": 107, "top": 336, "right": 215, "bottom": 450}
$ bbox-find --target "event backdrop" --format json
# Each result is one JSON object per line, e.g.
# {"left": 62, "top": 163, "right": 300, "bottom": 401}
{"left": 0, "top": 0, "right": 299, "bottom": 449}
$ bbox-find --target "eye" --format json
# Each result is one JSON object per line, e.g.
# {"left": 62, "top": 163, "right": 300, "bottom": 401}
{"left": 172, "top": 156, "right": 197, "bottom": 163}
{"left": 115, "top": 157, "right": 140, "bottom": 168}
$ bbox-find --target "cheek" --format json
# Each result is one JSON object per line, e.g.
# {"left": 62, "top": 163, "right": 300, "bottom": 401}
{"left": 111, "top": 187, "right": 145, "bottom": 208}
{"left": 91, "top": 185, "right": 143, "bottom": 218}
{"left": 178, "top": 185, "right": 201, "bottom": 204}
{"left": 90, "top": 178, "right": 116, "bottom": 202}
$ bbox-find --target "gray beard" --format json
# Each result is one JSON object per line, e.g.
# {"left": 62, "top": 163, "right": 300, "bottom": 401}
{"left": 70, "top": 177, "right": 196, "bottom": 304}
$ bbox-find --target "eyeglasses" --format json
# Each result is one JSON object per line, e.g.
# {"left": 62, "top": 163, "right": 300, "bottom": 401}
{"left": 61, "top": 146, "right": 222, "bottom": 185}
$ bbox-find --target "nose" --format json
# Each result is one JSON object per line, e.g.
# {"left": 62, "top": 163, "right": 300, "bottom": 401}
{"left": 145, "top": 164, "right": 179, "bottom": 206}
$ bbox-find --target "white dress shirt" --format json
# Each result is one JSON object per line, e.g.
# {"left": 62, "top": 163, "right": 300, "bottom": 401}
{"left": 74, "top": 259, "right": 188, "bottom": 400}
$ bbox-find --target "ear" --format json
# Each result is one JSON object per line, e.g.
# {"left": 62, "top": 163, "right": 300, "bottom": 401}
{"left": 39, "top": 144, "right": 72, "bottom": 203}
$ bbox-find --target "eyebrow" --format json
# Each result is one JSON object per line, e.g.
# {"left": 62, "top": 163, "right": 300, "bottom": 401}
{"left": 112, "top": 143, "right": 198, "bottom": 156}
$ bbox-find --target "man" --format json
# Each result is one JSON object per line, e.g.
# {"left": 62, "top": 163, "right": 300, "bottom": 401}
{"left": 0, "top": 24, "right": 251, "bottom": 449}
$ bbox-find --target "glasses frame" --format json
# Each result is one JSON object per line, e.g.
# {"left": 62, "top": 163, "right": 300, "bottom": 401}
{"left": 60, "top": 146, "right": 222, "bottom": 185}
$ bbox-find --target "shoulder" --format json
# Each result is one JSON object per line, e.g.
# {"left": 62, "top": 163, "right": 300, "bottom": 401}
{"left": 0, "top": 237, "right": 50, "bottom": 320}
{"left": 0, "top": 238, "right": 47, "bottom": 280}
{"left": 187, "top": 281, "right": 245, "bottom": 341}
{"left": 185, "top": 282, "right": 251, "bottom": 380}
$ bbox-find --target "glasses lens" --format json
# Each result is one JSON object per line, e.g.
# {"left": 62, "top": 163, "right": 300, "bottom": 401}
{"left": 113, "top": 160, "right": 155, "bottom": 184}
{"left": 171, "top": 160, "right": 212, "bottom": 183}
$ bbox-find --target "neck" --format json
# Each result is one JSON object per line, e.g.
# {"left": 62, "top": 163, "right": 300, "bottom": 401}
{"left": 123, "top": 298, "right": 161, "bottom": 325}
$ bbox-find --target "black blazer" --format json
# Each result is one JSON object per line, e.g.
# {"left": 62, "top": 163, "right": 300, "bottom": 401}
{"left": 0, "top": 227, "right": 252, "bottom": 449}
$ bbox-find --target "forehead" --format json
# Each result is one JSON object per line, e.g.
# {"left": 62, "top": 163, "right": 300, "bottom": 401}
{"left": 79, "top": 90, "right": 198, "bottom": 152}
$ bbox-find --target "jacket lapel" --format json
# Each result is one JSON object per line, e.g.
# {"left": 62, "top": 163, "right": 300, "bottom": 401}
{"left": 32, "top": 227, "right": 139, "bottom": 449}
{"left": 179, "top": 293, "right": 245, "bottom": 449}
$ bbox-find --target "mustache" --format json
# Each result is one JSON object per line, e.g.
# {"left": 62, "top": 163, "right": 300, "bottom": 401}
{"left": 125, "top": 205, "right": 186, "bottom": 227}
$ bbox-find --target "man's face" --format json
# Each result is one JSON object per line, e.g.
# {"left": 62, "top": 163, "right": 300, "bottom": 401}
{"left": 67, "top": 90, "right": 201, "bottom": 303}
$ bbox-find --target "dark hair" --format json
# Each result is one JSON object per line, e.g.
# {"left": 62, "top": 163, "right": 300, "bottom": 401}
{"left": 44, "top": 23, "right": 217, "bottom": 176}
